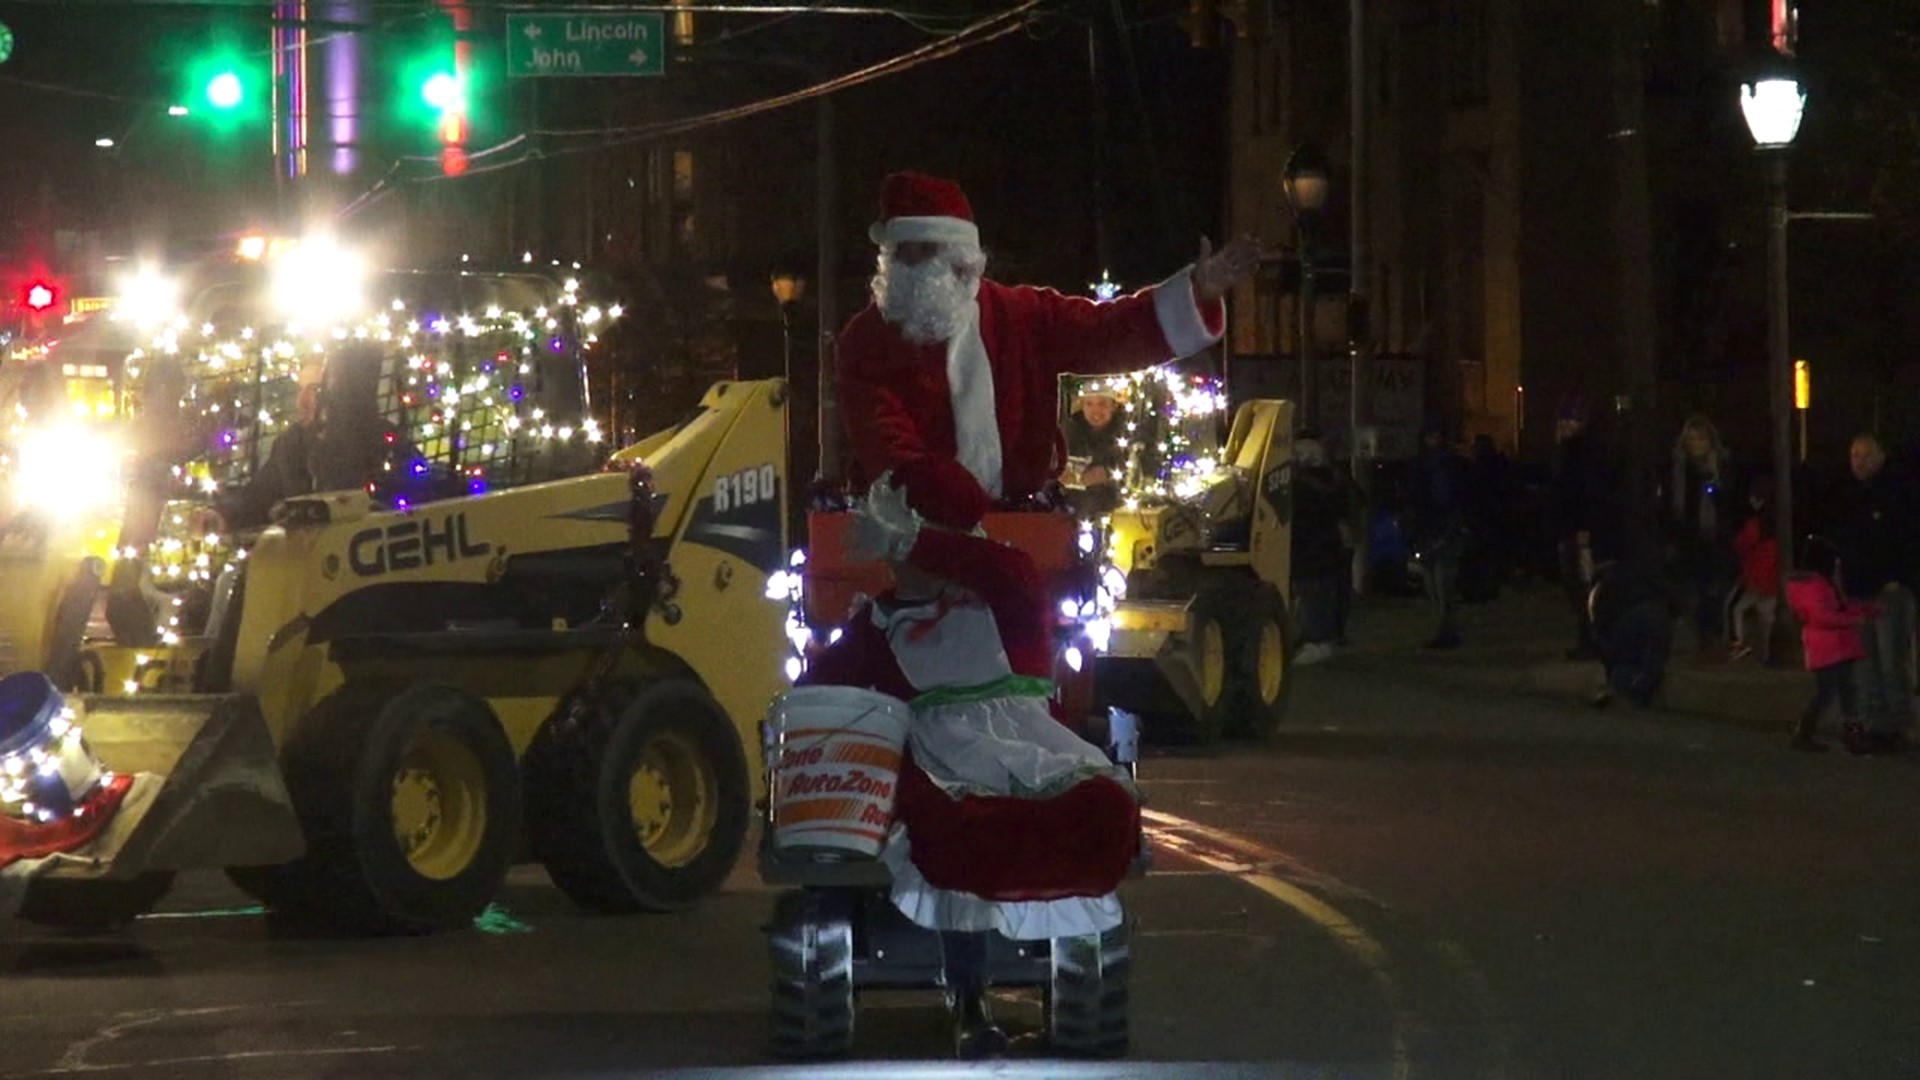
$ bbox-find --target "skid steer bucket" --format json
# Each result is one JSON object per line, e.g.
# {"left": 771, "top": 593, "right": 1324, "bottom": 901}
{"left": 1093, "top": 600, "right": 1207, "bottom": 723}
{"left": 41, "top": 693, "right": 303, "bottom": 881}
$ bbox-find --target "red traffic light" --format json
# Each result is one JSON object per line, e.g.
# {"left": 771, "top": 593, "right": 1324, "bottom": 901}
{"left": 24, "top": 282, "right": 56, "bottom": 312}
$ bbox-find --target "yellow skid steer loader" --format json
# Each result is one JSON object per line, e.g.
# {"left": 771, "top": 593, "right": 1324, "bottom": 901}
{"left": 1094, "top": 398, "right": 1297, "bottom": 743}
{"left": 2, "top": 379, "right": 791, "bottom": 934}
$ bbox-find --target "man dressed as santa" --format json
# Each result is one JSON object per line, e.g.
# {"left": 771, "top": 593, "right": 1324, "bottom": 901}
{"left": 837, "top": 170, "right": 1263, "bottom": 500}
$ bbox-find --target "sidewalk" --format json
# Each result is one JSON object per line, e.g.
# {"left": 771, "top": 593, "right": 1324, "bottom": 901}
{"left": 1324, "top": 578, "right": 1810, "bottom": 737}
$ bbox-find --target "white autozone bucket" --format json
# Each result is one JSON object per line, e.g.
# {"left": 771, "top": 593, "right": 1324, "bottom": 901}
{"left": 767, "top": 686, "right": 910, "bottom": 857}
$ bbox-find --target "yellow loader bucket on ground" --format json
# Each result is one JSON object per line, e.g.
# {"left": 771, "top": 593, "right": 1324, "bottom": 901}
{"left": 45, "top": 694, "right": 303, "bottom": 881}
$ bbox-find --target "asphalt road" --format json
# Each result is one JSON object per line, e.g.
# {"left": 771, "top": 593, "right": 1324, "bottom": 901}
{"left": 1, "top": 664, "right": 1915, "bottom": 1079}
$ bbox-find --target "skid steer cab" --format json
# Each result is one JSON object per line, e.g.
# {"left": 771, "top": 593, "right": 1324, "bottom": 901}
{"left": 2, "top": 379, "right": 792, "bottom": 935}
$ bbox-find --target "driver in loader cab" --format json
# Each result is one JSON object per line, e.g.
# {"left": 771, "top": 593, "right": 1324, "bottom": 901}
{"left": 205, "top": 343, "right": 412, "bottom": 532}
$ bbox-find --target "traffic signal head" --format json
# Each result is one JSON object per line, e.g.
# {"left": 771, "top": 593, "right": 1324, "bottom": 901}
{"left": 179, "top": 42, "right": 263, "bottom": 133}
{"left": 24, "top": 282, "right": 56, "bottom": 312}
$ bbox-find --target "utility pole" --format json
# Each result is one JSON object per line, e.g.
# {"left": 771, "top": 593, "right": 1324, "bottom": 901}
{"left": 1609, "top": 0, "right": 1660, "bottom": 565}
{"left": 1348, "top": 0, "right": 1375, "bottom": 590}
{"left": 815, "top": 85, "right": 840, "bottom": 485}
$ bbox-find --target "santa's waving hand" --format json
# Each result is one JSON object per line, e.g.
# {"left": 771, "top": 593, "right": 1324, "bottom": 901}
{"left": 837, "top": 170, "right": 1263, "bottom": 502}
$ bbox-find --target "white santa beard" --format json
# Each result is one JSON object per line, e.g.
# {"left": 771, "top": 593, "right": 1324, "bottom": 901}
{"left": 871, "top": 251, "right": 984, "bottom": 345}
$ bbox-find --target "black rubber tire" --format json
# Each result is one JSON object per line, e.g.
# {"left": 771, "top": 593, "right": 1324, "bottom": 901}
{"left": 273, "top": 684, "right": 521, "bottom": 935}
{"left": 1226, "top": 584, "right": 1293, "bottom": 738}
{"left": 767, "top": 889, "right": 857, "bottom": 1060}
{"left": 1185, "top": 587, "right": 1248, "bottom": 743}
{"left": 1046, "top": 921, "right": 1132, "bottom": 1058}
{"left": 15, "top": 871, "right": 176, "bottom": 930}
{"left": 525, "top": 678, "right": 750, "bottom": 914}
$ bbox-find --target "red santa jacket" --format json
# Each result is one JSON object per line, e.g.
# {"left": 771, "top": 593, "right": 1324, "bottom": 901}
{"left": 837, "top": 269, "right": 1224, "bottom": 501}
{"left": 797, "top": 526, "right": 1139, "bottom": 901}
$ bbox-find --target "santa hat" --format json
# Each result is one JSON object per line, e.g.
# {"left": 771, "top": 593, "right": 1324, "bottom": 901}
{"left": 891, "top": 456, "right": 991, "bottom": 532}
{"left": 867, "top": 171, "right": 981, "bottom": 249}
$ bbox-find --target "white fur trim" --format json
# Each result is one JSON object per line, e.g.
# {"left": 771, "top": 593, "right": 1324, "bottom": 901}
{"left": 881, "top": 825, "right": 1125, "bottom": 940}
{"left": 1153, "top": 265, "right": 1223, "bottom": 358}
{"left": 869, "top": 215, "right": 981, "bottom": 248}
{"left": 945, "top": 303, "right": 1003, "bottom": 497}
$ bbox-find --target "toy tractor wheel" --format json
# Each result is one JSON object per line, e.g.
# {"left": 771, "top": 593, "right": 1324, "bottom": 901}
{"left": 1227, "top": 585, "right": 1293, "bottom": 738}
{"left": 1185, "top": 588, "right": 1247, "bottom": 742}
{"left": 16, "top": 871, "right": 176, "bottom": 931}
{"left": 526, "top": 678, "right": 750, "bottom": 914}
{"left": 1045, "top": 921, "right": 1132, "bottom": 1058}
{"left": 275, "top": 684, "right": 522, "bottom": 935}
{"left": 767, "top": 889, "right": 856, "bottom": 1059}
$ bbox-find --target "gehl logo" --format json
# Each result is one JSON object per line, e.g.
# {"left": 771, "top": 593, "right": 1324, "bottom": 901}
{"left": 348, "top": 513, "right": 493, "bottom": 577}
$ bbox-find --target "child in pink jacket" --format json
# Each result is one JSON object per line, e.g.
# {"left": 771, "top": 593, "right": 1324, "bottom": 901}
{"left": 1783, "top": 536, "right": 1877, "bottom": 752}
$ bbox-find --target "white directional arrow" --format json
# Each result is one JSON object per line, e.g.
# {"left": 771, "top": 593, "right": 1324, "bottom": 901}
{"left": 628, "top": 48, "right": 649, "bottom": 67}
{"left": 522, "top": 23, "right": 542, "bottom": 40}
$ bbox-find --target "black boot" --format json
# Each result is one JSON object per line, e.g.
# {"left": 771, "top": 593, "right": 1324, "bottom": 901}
{"left": 940, "top": 932, "right": 1008, "bottom": 1060}
{"left": 949, "top": 986, "right": 1009, "bottom": 1059}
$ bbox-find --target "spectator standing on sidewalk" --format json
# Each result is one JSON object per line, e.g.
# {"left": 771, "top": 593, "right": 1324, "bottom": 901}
{"left": 1784, "top": 536, "right": 1875, "bottom": 753}
{"left": 1408, "top": 419, "right": 1467, "bottom": 650}
{"left": 1828, "top": 434, "right": 1917, "bottom": 754}
{"left": 1727, "top": 473, "right": 1782, "bottom": 665}
{"left": 1666, "top": 414, "right": 1740, "bottom": 657}
{"left": 1291, "top": 431, "right": 1351, "bottom": 664}
{"left": 1552, "top": 395, "right": 1612, "bottom": 659}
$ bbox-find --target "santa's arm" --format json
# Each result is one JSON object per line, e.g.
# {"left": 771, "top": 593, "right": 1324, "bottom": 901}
{"left": 837, "top": 325, "right": 930, "bottom": 481}
{"left": 1023, "top": 267, "right": 1225, "bottom": 377}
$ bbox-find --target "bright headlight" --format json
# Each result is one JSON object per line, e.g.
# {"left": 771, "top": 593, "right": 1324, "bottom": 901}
{"left": 272, "top": 236, "right": 368, "bottom": 324}
{"left": 116, "top": 266, "right": 180, "bottom": 327}
{"left": 13, "top": 427, "right": 124, "bottom": 519}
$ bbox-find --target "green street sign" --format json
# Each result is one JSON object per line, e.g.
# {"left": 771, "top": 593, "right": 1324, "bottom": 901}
{"left": 506, "top": 13, "right": 665, "bottom": 78}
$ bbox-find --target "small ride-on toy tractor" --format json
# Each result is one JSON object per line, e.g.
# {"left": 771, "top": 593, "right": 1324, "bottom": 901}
{"left": 758, "top": 506, "right": 1142, "bottom": 1060}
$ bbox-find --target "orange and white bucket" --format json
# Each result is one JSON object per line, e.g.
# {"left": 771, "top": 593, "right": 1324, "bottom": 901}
{"left": 765, "top": 686, "right": 910, "bottom": 858}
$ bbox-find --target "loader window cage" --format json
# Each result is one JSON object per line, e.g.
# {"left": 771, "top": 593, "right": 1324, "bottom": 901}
{"left": 139, "top": 268, "right": 620, "bottom": 512}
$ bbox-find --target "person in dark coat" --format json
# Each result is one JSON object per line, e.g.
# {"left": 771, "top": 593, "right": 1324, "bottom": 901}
{"left": 1827, "top": 434, "right": 1916, "bottom": 753}
{"left": 1407, "top": 418, "right": 1467, "bottom": 649}
{"left": 1551, "top": 395, "right": 1613, "bottom": 659}
{"left": 1061, "top": 386, "right": 1128, "bottom": 513}
{"left": 1666, "top": 414, "right": 1739, "bottom": 655}
{"left": 210, "top": 343, "right": 412, "bottom": 530}
{"left": 1462, "top": 434, "right": 1514, "bottom": 603}
{"left": 1290, "top": 431, "right": 1351, "bottom": 663}
{"left": 1588, "top": 555, "right": 1675, "bottom": 710}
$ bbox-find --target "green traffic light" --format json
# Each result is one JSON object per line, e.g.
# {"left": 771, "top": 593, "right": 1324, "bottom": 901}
{"left": 207, "top": 71, "right": 243, "bottom": 109}
{"left": 422, "top": 72, "right": 462, "bottom": 112}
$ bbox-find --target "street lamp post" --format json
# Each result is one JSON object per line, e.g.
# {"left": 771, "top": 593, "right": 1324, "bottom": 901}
{"left": 1283, "top": 144, "right": 1330, "bottom": 432}
{"left": 771, "top": 272, "right": 807, "bottom": 385}
{"left": 1740, "top": 71, "right": 1805, "bottom": 597}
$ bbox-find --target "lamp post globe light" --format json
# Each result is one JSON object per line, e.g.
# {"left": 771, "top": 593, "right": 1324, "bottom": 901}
{"left": 1283, "top": 144, "right": 1331, "bottom": 431}
{"left": 771, "top": 273, "right": 807, "bottom": 385}
{"left": 1741, "top": 68, "right": 1803, "bottom": 597}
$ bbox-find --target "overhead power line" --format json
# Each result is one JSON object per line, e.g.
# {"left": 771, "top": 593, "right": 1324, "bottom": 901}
{"left": 532, "top": 0, "right": 1042, "bottom": 141}
{"left": 338, "top": 0, "right": 1042, "bottom": 216}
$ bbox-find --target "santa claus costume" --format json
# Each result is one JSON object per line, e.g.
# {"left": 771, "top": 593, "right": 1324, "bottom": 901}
{"left": 838, "top": 171, "right": 1227, "bottom": 501}
{"left": 796, "top": 457, "right": 1140, "bottom": 1054}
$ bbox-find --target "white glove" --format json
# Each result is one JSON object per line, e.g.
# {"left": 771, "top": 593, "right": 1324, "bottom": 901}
{"left": 847, "top": 473, "right": 922, "bottom": 562}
